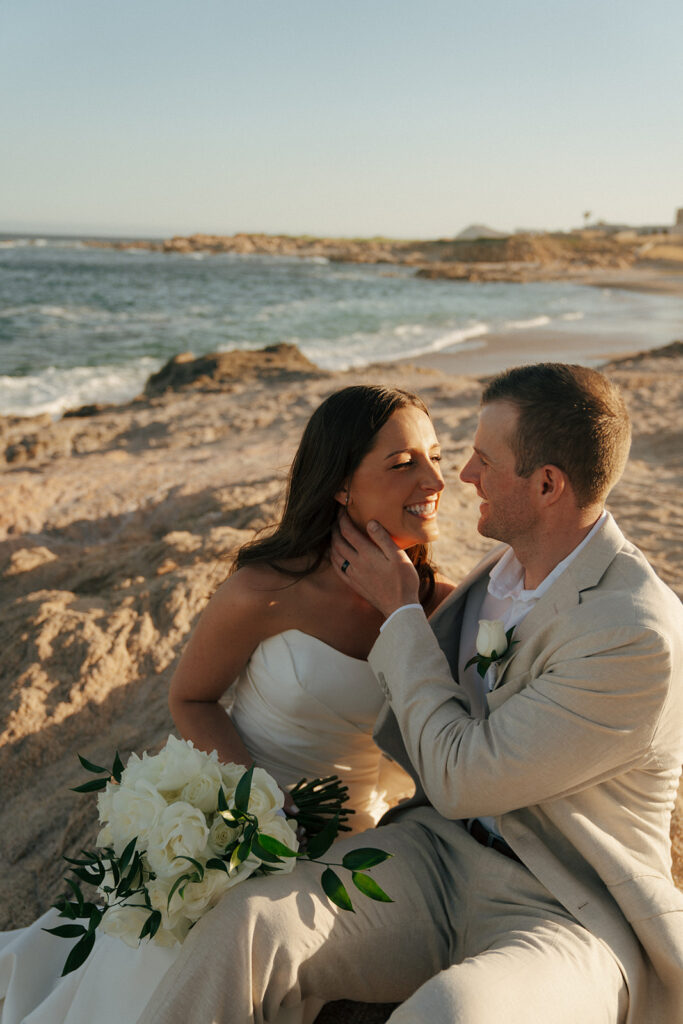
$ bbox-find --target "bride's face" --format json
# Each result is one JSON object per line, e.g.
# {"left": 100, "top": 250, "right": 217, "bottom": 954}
{"left": 339, "top": 405, "right": 445, "bottom": 549}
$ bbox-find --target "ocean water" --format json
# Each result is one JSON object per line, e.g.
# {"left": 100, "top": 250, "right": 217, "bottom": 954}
{"left": 1, "top": 236, "right": 681, "bottom": 418}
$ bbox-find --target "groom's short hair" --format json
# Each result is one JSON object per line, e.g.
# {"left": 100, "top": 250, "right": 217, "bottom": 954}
{"left": 481, "top": 363, "right": 631, "bottom": 507}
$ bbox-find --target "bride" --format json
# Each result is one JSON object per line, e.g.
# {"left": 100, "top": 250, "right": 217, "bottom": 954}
{"left": 0, "top": 384, "right": 452, "bottom": 1024}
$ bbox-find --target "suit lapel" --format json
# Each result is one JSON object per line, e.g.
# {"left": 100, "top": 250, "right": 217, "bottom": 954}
{"left": 491, "top": 513, "right": 626, "bottom": 692}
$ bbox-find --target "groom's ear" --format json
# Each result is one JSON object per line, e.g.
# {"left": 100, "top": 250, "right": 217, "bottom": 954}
{"left": 536, "top": 465, "right": 568, "bottom": 506}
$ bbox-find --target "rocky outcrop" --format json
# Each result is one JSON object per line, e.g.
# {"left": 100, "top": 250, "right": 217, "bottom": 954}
{"left": 144, "top": 344, "right": 325, "bottom": 397}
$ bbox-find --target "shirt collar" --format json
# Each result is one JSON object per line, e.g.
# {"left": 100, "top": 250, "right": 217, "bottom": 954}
{"left": 487, "top": 510, "right": 608, "bottom": 604}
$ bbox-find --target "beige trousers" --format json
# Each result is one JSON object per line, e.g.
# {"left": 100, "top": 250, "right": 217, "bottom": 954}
{"left": 139, "top": 808, "right": 627, "bottom": 1024}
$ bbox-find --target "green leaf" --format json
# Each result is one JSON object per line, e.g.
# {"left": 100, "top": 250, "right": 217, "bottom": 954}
{"left": 229, "top": 838, "right": 252, "bottom": 873}
{"left": 77, "top": 753, "right": 108, "bottom": 774}
{"left": 255, "top": 834, "right": 297, "bottom": 858}
{"left": 118, "top": 836, "right": 137, "bottom": 873}
{"left": 43, "top": 923, "right": 87, "bottom": 939}
{"left": 53, "top": 897, "right": 79, "bottom": 920}
{"left": 250, "top": 839, "right": 283, "bottom": 865}
{"left": 305, "top": 814, "right": 340, "bottom": 860}
{"left": 341, "top": 848, "right": 392, "bottom": 871}
{"left": 64, "top": 853, "right": 102, "bottom": 868}
{"left": 205, "top": 858, "right": 230, "bottom": 873}
{"left": 86, "top": 906, "right": 103, "bottom": 933}
{"left": 71, "top": 777, "right": 109, "bottom": 793}
{"left": 167, "top": 873, "right": 191, "bottom": 906}
{"left": 112, "top": 751, "right": 124, "bottom": 783}
{"left": 217, "top": 786, "right": 229, "bottom": 812}
{"left": 351, "top": 872, "right": 393, "bottom": 903}
{"left": 220, "top": 809, "right": 241, "bottom": 826}
{"left": 233, "top": 765, "right": 254, "bottom": 814}
{"left": 71, "top": 864, "right": 104, "bottom": 886}
{"left": 61, "top": 931, "right": 96, "bottom": 976}
{"left": 172, "top": 855, "right": 205, "bottom": 878}
{"left": 321, "top": 868, "right": 354, "bottom": 912}
{"left": 139, "top": 910, "right": 162, "bottom": 940}
{"left": 118, "top": 858, "right": 143, "bottom": 895}
{"left": 64, "top": 877, "right": 84, "bottom": 914}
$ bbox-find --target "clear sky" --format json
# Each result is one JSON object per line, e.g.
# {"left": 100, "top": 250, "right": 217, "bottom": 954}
{"left": 2, "top": 0, "right": 682, "bottom": 239}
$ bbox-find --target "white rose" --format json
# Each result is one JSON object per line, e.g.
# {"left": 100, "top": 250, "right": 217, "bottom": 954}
{"left": 146, "top": 877, "right": 190, "bottom": 938}
{"left": 180, "top": 763, "right": 225, "bottom": 813}
{"left": 219, "top": 761, "right": 247, "bottom": 802}
{"left": 167, "top": 866, "right": 233, "bottom": 923}
{"left": 145, "top": 801, "right": 210, "bottom": 879}
{"left": 97, "top": 783, "right": 116, "bottom": 825}
{"left": 96, "top": 823, "right": 114, "bottom": 848}
{"left": 103, "top": 778, "right": 167, "bottom": 855}
{"left": 152, "top": 736, "right": 209, "bottom": 795}
{"left": 207, "top": 815, "right": 241, "bottom": 856}
{"left": 245, "top": 768, "right": 285, "bottom": 822}
{"left": 120, "top": 750, "right": 164, "bottom": 789}
{"left": 100, "top": 903, "right": 151, "bottom": 948}
{"left": 475, "top": 619, "right": 508, "bottom": 660}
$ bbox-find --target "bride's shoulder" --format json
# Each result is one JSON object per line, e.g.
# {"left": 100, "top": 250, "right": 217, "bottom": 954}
{"left": 211, "top": 562, "right": 308, "bottom": 617}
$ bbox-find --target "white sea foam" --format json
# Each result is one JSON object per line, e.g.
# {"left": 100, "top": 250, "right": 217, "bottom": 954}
{"left": 399, "top": 323, "right": 490, "bottom": 360}
{"left": 0, "top": 358, "right": 160, "bottom": 419}
{"left": 560, "top": 312, "right": 585, "bottom": 321}
{"left": 301, "top": 322, "right": 490, "bottom": 371}
{"left": 502, "top": 315, "right": 551, "bottom": 330}
{"left": 393, "top": 323, "right": 426, "bottom": 339}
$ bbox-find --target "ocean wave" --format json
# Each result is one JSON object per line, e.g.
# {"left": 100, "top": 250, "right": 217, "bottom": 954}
{"left": 560, "top": 312, "right": 585, "bottom": 321}
{"left": 392, "top": 323, "right": 490, "bottom": 362}
{"left": 502, "top": 315, "right": 551, "bottom": 330}
{"left": 301, "top": 322, "right": 490, "bottom": 371}
{"left": 0, "top": 358, "right": 160, "bottom": 419}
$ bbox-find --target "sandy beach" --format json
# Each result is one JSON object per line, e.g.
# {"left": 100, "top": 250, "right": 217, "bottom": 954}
{"left": 1, "top": 331, "right": 681, "bottom": 1010}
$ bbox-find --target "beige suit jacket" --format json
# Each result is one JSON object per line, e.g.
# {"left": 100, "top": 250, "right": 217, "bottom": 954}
{"left": 369, "top": 514, "right": 683, "bottom": 1024}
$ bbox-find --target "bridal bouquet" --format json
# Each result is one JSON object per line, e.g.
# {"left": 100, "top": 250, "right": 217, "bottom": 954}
{"left": 47, "top": 736, "right": 392, "bottom": 975}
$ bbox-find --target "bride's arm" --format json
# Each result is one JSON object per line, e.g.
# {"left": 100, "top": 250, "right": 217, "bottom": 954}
{"left": 168, "top": 566, "right": 283, "bottom": 768}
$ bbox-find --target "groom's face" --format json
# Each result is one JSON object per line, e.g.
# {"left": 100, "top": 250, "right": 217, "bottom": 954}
{"left": 459, "top": 400, "right": 538, "bottom": 544}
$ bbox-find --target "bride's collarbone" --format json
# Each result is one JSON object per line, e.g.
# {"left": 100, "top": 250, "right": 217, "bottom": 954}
{"left": 276, "top": 575, "right": 385, "bottom": 661}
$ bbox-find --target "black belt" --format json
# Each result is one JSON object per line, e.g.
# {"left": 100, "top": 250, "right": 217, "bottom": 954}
{"left": 464, "top": 818, "right": 522, "bottom": 864}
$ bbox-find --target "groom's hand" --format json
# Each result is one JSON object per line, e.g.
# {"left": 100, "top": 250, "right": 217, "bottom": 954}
{"left": 331, "top": 512, "right": 420, "bottom": 618}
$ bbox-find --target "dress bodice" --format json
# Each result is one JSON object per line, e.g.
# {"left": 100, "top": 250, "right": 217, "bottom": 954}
{"left": 229, "top": 629, "right": 412, "bottom": 831}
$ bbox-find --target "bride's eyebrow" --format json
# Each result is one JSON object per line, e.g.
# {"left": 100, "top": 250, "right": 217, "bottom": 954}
{"left": 383, "top": 443, "right": 440, "bottom": 460}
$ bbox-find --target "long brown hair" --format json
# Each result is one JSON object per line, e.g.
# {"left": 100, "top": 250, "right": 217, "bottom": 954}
{"left": 233, "top": 385, "right": 437, "bottom": 607}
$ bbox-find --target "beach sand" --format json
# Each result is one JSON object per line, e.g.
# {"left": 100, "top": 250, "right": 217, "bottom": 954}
{"left": 0, "top": 334, "right": 680, "bottom": 1021}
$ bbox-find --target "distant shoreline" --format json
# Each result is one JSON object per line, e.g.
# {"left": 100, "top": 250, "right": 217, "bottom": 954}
{"left": 76, "top": 230, "right": 683, "bottom": 294}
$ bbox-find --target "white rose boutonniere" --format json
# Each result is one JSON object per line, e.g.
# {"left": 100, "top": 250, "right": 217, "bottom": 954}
{"left": 465, "top": 619, "right": 517, "bottom": 678}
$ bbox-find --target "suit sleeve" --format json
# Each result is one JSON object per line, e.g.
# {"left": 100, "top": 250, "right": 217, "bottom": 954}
{"left": 368, "top": 607, "right": 672, "bottom": 819}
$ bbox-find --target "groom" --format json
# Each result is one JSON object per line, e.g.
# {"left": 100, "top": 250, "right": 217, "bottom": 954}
{"left": 141, "top": 363, "right": 683, "bottom": 1024}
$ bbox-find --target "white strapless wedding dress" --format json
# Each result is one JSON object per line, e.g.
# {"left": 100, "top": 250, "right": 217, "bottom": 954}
{"left": 0, "top": 630, "right": 411, "bottom": 1024}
